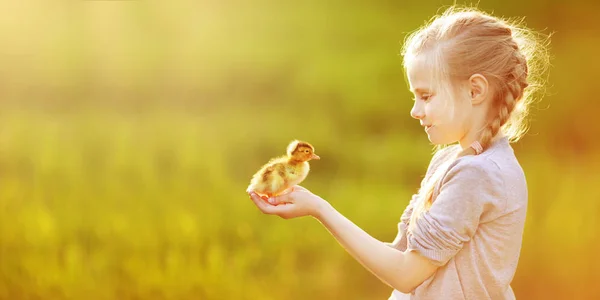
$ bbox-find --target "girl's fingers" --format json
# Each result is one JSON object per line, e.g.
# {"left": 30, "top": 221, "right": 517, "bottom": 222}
{"left": 270, "top": 193, "right": 293, "bottom": 205}
{"left": 246, "top": 190, "right": 271, "bottom": 203}
{"left": 249, "top": 192, "right": 295, "bottom": 217}
{"left": 248, "top": 192, "right": 276, "bottom": 214}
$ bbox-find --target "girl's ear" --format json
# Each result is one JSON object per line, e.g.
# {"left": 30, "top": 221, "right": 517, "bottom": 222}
{"left": 468, "top": 74, "right": 489, "bottom": 105}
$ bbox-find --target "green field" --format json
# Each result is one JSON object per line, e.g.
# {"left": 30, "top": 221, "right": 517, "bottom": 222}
{"left": 0, "top": 0, "right": 599, "bottom": 299}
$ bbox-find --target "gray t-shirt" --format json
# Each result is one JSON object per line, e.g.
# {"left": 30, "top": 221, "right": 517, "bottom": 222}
{"left": 389, "top": 135, "right": 528, "bottom": 299}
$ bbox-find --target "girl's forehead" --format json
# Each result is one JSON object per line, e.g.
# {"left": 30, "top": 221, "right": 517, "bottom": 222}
{"left": 406, "top": 50, "right": 451, "bottom": 93}
{"left": 407, "top": 58, "right": 435, "bottom": 92}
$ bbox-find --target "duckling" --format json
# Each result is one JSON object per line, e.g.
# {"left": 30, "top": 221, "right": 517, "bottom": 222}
{"left": 246, "top": 140, "right": 320, "bottom": 199}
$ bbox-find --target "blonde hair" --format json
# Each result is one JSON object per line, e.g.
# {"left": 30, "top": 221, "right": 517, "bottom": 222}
{"left": 403, "top": 6, "right": 551, "bottom": 232}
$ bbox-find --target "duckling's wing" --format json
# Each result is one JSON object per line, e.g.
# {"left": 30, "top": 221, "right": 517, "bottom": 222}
{"left": 266, "top": 162, "right": 289, "bottom": 193}
{"left": 249, "top": 166, "right": 278, "bottom": 194}
{"left": 248, "top": 156, "right": 289, "bottom": 194}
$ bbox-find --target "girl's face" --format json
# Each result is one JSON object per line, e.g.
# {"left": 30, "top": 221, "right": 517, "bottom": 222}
{"left": 406, "top": 54, "right": 473, "bottom": 146}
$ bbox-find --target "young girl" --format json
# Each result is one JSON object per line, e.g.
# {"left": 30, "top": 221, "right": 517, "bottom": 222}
{"left": 248, "top": 6, "right": 550, "bottom": 299}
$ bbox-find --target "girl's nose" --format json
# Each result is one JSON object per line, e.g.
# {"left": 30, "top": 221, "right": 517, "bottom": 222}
{"left": 410, "top": 101, "right": 425, "bottom": 120}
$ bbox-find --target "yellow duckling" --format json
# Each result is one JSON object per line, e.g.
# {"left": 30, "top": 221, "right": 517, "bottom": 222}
{"left": 246, "top": 140, "right": 320, "bottom": 198}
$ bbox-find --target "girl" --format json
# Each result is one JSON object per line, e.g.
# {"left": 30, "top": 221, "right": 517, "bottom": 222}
{"left": 248, "top": 6, "right": 550, "bottom": 300}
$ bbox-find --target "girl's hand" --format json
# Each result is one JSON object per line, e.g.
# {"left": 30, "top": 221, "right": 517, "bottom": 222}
{"left": 247, "top": 185, "right": 327, "bottom": 219}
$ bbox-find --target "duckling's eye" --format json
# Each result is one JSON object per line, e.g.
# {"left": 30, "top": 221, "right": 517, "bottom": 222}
{"left": 304, "top": 150, "right": 309, "bottom": 153}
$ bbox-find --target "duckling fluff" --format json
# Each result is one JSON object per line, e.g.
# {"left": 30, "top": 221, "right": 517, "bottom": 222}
{"left": 247, "top": 140, "right": 320, "bottom": 198}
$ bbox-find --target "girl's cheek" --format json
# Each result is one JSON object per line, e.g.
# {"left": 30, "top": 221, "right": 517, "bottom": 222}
{"left": 425, "top": 104, "right": 436, "bottom": 117}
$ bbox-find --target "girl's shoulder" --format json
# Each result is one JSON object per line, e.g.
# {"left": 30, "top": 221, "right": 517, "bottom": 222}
{"left": 442, "top": 137, "right": 526, "bottom": 195}
{"left": 427, "top": 137, "right": 525, "bottom": 190}
{"left": 439, "top": 137, "right": 527, "bottom": 217}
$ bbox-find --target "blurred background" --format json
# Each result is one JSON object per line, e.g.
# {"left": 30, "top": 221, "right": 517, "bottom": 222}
{"left": 0, "top": 0, "right": 598, "bottom": 299}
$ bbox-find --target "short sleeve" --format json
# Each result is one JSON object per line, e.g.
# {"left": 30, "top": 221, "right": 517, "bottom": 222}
{"left": 406, "top": 158, "right": 505, "bottom": 266}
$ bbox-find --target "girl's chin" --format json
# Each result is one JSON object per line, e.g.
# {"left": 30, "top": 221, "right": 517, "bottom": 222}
{"left": 426, "top": 131, "right": 455, "bottom": 145}
{"left": 426, "top": 130, "right": 440, "bottom": 144}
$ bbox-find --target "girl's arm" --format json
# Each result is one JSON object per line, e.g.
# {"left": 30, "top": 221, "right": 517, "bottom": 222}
{"left": 248, "top": 190, "right": 438, "bottom": 293}
{"left": 314, "top": 201, "right": 438, "bottom": 293}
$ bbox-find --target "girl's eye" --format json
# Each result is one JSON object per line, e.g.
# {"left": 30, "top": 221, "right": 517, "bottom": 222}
{"left": 412, "top": 94, "right": 432, "bottom": 102}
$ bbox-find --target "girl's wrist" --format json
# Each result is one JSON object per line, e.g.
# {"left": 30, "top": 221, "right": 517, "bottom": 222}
{"left": 312, "top": 197, "right": 333, "bottom": 221}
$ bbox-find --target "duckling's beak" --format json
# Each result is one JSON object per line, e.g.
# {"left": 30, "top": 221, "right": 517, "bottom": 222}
{"left": 311, "top": 153, "right": 320, "bottom": 160}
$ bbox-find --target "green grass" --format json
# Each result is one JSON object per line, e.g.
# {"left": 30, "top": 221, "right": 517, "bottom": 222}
{"left": 0, "top": 0, "right": 599, "bottom": 299}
